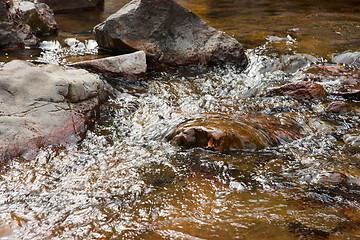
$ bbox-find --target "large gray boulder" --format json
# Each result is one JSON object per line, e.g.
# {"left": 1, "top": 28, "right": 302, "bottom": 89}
{"left": 94, "top": 0, "right": 247, "bottom": 67}
{"left": 37, "top": 0, "right": 104, "bottom": 12}
{"left": 0, "top": 60, "right": 105, "bottom": 163}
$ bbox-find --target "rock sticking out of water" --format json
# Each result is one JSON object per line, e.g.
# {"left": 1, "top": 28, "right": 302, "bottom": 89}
{"left": 268, "top": 81, "right": 327, "bottom": 100}
{"left": 0, "top": 0, "right": 58, "bottom": 49}
{"left": 93, "top": 0, "right": 247, "bottom": 67}
{"left": 69, "top": 51, "right": 147, "bottom": 80}
{"left": 10, "top": 1, "right": 57, "bottom": 36}
{"left": 0, "top": 60, "right": 105, "bottom": 163}
{"left": 332, "top": 52, "right": 360, "bottom": 67}
{"left": 295, "top": 64, "right": 360, "bottom": 99}
{"left": 170, "top": 114, "right": 301, "bottom": 152}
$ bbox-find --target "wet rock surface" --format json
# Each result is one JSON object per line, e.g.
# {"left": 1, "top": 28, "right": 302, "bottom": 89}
{"left": 2, "top": 1, "right": 360, "bottom": 239}
{"left": 0, "top": 60, "right": 105, "bottom": 163}
{"left": 268, "top": 80, "right": 327, "bottom": 100}
{"left": 37, "top": 0, "right": 104, "bottom": 12}
{"left": 70, "top": 51, "right": 147, "bottom": 80}
{"left": 325, "top": 100, "right": 353, "bottom": 114}
{"left": 10, "top": 1, "right": 57, "bottom": 36}
{"left": 314, "top": 172, "right": 350, "bottom": 185}
{"left": 295, "top": 64, "right": 360, "bottom": 99}
{"left": 332, "top": 52, "right": 360, "bottom": 67}
{"left": 94, "top": 0, "right": 247, "bottom": 67}
{"left": 0, "top": 0, "right": 57, "bottom": 49}
{"left": 15, "top": 23, "right": 38, "bottom": 46}
{"left": 343, "top": 134, "right": 360, "bottom": 150}
{"left": 170, "top": 114, "right": 301, "bottom": 151}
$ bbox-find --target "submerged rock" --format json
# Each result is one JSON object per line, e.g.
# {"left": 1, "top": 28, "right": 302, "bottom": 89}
{"left": 268, "top": 81, "right": 327, "bottom": 100}
{"left": 325, "top": 101, "right": 353, "bottom": 114}
{"left": 0, "top": 60, "right": 105, "bottom": 163}
{"left": 70, "top": 51, "right": 147, "bottom": 80}
{"left": 288, "top": 221, "right": 330, "bottom": 239}
{"left": 343, "top": 134, "right": 360, "bottom": 151}
{"left": 170, "top": 114, "right": 301, "bottom": 151}
{"left": 37, "top": 0, "right": 104, "bottom": 12}
{"left": 314, "top": 172, "right": 350, "bottom": 185}
{"left": 94, "top": 0, "right": 247, "bottom": 67}
{"left": 294, "top": 64, "right": 360, "bottom": 99}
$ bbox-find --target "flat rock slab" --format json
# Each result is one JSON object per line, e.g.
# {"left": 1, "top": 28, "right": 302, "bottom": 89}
{"left": 94, "top": 0, "right": 247, "bottom": 67}
{"left": 69, "top": 51, "right": 147, "bottom": 80}
{"left": 0, "top": 60, "right": 105, "bottom": 163}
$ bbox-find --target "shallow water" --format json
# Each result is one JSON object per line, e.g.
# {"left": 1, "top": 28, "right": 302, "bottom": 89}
{"left": 1, "top": 0, "right": 360, "bottom": 239}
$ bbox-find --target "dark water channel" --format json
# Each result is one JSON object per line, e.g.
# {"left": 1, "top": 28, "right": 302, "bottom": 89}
{"left": 1, "top": 0, "right": 360, "bottom": 239}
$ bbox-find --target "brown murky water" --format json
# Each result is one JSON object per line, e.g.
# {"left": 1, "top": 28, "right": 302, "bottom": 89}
{"left": 1, "top": 0, "right": 360, "bottom": 239}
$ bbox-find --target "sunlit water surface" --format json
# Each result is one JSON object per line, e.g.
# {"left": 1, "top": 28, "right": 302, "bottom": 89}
{"left": 1, "top": 0, "right": 360, "bottom": 239}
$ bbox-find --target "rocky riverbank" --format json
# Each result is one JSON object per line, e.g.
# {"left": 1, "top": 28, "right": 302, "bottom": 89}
{"left": 0, "top": 0, "right": 248, "bottom": 161}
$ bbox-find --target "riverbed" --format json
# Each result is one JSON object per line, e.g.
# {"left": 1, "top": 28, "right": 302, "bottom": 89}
{"left": 1, "top": 0, "right": 360, "bottom": 239}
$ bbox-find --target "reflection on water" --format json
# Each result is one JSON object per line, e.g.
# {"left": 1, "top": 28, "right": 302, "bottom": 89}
{"left": 1, "top": 0, "right": 360, "bottom": 239}
{"left": 178, "top": 0, "right": 360, "bottom": 57}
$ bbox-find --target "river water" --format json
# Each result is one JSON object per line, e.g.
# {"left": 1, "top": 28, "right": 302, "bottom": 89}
{"left": 1, "top": 0, "right": 360, "bottom": 239}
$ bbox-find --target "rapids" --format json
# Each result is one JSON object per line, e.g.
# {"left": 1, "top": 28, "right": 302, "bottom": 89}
{"left": 1, "top": 0, "right": 360, "bottom": 239}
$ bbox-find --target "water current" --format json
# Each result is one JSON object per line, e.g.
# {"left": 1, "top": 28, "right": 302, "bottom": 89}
{"left": 1, "top": 0, "right": 360, "bottom": 239}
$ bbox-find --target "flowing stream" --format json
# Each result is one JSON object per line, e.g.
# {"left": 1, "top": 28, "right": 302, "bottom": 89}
{"left": 1, "top": 0, "right": 360, "bottom": 239}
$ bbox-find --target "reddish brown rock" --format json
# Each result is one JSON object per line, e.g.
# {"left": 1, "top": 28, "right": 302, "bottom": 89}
{"left": 170, "top": 114, "right": 301, "bottom": 152}
{"left": 268, "top": 81, "right": 327, "bottom": 100}
{"left": 325, "top": 101, "right": 353, "bottom": 114}
{"left": 294, "top": 64, "right": 360, "bottom": 99}
{"left": 315, "top": 172, "right": 349, "bottom": 185}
